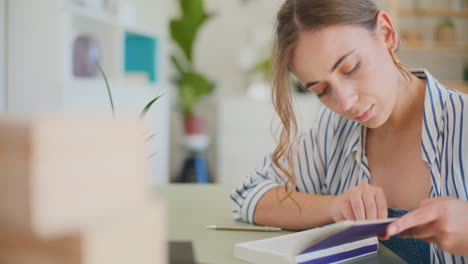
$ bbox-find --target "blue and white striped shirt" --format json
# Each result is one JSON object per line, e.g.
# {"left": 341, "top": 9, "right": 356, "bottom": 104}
{"left": 230, "top": 69, "right": 468, "bottom": 263}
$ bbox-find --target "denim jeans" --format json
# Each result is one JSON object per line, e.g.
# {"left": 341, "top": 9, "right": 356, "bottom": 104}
{"left": 380, "top": 208, "right": 430, "bottom": 264}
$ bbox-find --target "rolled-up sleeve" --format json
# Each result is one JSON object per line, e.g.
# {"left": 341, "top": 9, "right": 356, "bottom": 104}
{"left": 230, "top": 107, "right": 330, "bottom": 224}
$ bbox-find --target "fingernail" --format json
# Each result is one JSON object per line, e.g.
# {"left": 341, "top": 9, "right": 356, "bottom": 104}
{"left": 387, "top": 225, "right": 397, "bottom": 235}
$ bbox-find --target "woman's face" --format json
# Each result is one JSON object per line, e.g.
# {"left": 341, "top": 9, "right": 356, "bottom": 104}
{"left": 289, "top": 15, "right": 400, "bottom": 128}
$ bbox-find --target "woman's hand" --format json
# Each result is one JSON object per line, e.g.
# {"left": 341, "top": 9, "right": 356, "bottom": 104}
{"left": 383, "top": 196, "right": 468, "bottom": 256}
{"left": 330, "top": 182, "right": 388, "bottom": 222}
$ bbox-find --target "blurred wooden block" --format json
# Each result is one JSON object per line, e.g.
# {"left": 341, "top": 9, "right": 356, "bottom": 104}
{"left": 0, "top": 201, "right": 167, "bottom": 264}
{"left": 0, "top": 117, "right": 151, "bottom": 238}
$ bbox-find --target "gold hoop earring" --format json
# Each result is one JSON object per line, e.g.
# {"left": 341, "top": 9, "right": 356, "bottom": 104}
{"left": 389, "top": 48, "right": 408, "bottom": 68}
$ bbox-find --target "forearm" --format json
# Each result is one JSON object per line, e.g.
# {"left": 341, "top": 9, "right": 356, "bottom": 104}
{"left": 253, "top": 187, "right": 336, "bottom": 231}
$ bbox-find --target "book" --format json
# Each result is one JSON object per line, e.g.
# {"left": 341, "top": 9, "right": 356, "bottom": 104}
{"left": 234, "top": 218, "right": 397, "bottom": 264}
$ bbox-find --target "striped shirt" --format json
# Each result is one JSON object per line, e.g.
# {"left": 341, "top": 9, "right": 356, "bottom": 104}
{"left": 229, "top": 69, "right": 468, "bottom": 264}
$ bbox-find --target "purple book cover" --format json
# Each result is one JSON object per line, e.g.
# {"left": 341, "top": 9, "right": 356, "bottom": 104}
{"left": 297, "top": 244, "right": 378, "bottom": 264}
{"left": 297, "top": 220, "right": 394, "bottom": 263}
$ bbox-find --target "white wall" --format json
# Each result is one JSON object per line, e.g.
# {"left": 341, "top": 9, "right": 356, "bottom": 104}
{"left": 196, "top": 0, "right": 283, "bottom": 96}
{"left": 217, "top": 95, "right": 323, "bottom": 185}
{"left": 7, "top": 0, "right": 63, "bottom": 113}
{"left": 167, "top": 0, "right": 285, "bottom": 182}
{"left": 5, "top": 0, "right": 171, "bottom": 184}
{"left": 0, "top": 0, "right": 6, "bottom": 112}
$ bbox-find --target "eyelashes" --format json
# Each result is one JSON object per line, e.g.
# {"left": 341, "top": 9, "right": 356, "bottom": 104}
{"left": 317, "top": 85, "right": 329, "bottom": 98}
{"left": 344, "top": 61, "right": 361, "bottom": 76}
{"left": 316, "top": 61, "right": 361, "bottom": 98}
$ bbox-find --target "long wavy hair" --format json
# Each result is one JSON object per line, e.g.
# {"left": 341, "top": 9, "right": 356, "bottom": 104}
{"left": 270, "top": 0, "right": 409, "bottom": 198}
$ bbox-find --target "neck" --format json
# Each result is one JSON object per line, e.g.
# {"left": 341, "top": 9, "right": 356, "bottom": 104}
{"left": 375, "top": 70, "right": 426, "bottom": 136}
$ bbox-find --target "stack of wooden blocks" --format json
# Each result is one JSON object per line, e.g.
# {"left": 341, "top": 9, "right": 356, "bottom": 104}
{"left": 0, "top": 117, "right": 167, "bottom": 264}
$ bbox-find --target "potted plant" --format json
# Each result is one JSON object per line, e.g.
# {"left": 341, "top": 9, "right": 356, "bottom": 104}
{"left": 434, "top": 17, "right": 457, "bottom": 44}
{"left": 170, "top": 0, "right": 216, "bottom": 135}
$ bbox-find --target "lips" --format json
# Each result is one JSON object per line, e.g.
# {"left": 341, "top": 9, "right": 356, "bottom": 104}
{"left": 355, "top": 105, "right": 373, "bottom": 122}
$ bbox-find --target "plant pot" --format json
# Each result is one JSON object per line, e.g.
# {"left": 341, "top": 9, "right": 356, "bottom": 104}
{"left": 184, "top": 115, "right": 206, "bottom": 135}
{"left": 435, "top": 26, "right": 456, "bottom": 43}
{"left": 402, "top": 31, "right": 423, "bottom": 44}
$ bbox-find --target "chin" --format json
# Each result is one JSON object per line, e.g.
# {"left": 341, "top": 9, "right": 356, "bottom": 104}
{"left": 362, "top": 114, "right": 386, "bottom": 129}
{"left": 362, "top": 120, "right": 381, "bottom": 128}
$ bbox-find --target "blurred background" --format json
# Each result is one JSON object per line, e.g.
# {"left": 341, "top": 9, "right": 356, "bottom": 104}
{"left": 0, "top": 0, "right": 466, "bottom": 186}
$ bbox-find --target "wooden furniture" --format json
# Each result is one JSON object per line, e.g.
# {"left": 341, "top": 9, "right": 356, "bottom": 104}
{"left": 0, "top": 117, "right": 167, "bottom": 264}
{"left": 0, "top": 118, "right": 150, "bottom": 238}
{"left": 444, "top": 81, "right": 468, "bottom": 93}
{"left": 388, "top": 0, "right": 468, "bottom": 52}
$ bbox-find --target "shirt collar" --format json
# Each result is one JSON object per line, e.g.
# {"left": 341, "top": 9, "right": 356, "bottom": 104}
{"left": 419, "top": 68, "right": 447, "bottom": 166}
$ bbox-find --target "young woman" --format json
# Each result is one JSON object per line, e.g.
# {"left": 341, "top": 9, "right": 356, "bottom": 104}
{"left": 229, "top": 0, "right": 468, "bottom": 263}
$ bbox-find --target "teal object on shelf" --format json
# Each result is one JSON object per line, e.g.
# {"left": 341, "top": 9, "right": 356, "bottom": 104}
{"left": 124, "top": 32, "right": 157, "bottom": 83}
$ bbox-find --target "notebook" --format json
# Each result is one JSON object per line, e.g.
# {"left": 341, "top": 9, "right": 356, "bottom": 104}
{"left": 234, "top": 218, "right": 397, "bottom": 264}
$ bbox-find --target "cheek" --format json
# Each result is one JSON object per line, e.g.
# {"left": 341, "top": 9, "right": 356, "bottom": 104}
{"left": 317, "top": 97, "right": 346, "bottom": 117}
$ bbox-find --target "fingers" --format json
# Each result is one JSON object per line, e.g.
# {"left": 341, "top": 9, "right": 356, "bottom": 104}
{"left": 421, "top": 237, "right": 437, "bottom": 244}
{"left": 349, "top": 190, "right": 366, "bottom": 220}
{"left": 419, "top": 196, "right": 453, "bottom": 207}
{"left": 399, "top": 221, "right": 438, "bottom": 239}
{"left": 378, "top": 234, "right": 390, "bottom": 241}
{"left": 349, "top": 183, "right": 388, "bottom": 223}
{"left": 335, "top": 183, "right": 389, "bottom": 222}
{"left": 342, "top": 200, "right": 356, "bottom": 221}
{"left": 362, "top": 191, "right": 377, "bottom": 220}
{"left": 374, "top": 187, "right": 388, "bottom": 219}
{"left": 387, "top": 205, "right": 440, "bottom": 236}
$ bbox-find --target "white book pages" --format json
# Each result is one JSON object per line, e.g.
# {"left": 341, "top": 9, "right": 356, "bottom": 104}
{"left": 234, "top": 218, "right": 396, "bottom": 264}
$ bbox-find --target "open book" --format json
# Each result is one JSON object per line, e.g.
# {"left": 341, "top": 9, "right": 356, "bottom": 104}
{"left": 234, "top": 218, "right": 397, "bottom": 264}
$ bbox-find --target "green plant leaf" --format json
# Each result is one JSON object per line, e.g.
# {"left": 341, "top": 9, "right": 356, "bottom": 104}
{"left": 96, "top": 63, "right": 115, "bottom": 118}
{"left": 438, "top": 17, "right": 455, "bottom": 28}
{"left": 145, "top": 132, "right": 158, "bottom": 143}
{"left": 169, "top": 0, "right": 212, "bottom": 63}
{"left": 180, "top": 0, "right": 208, "bottom": 23}
{"left": 250, "top": 58, "right": 272, "bottom": 81}
{"left": 171, "top": 55, "right": 186, "bottom": 75}
{"left": 177, "top": 71, "right": 215, "bottom": 115}
{"left": 170, "top": 19, "right": 196, "bottom": 62}
{"left": 139, "top": 94, "right": 164, "bottom": 119}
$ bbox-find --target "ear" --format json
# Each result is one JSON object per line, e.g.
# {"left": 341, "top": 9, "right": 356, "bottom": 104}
{"left": 374, "top": 11, "right": 399, "bottom": 51}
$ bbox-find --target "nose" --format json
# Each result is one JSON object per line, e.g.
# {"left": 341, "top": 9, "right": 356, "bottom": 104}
{"left": 334, "top": 85, "right": 358, "bottom": 112}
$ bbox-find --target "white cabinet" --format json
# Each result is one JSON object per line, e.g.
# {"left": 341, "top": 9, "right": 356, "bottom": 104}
{"left": 5, "top": 0, "right": 171, "bottom": 184}
{"left": 217, "top": 95, "right": 323, "bottom": 185}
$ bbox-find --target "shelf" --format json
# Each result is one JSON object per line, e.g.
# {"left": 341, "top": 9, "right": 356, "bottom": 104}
{"left": 442, "top": 81, "right": 468, "bottom": 94}
{"left": 65, "top": 4, "right": 117, "bottom": 26}
{"left": 401, "top": 41, "right": 468, "bottom": 52}
{"left": 398, "top": 8, "right": 468, "bottom": 17}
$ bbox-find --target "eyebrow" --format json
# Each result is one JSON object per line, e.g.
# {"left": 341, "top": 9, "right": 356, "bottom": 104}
{"left": 304, "top": 49, "right": 357, "bottom": 89}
